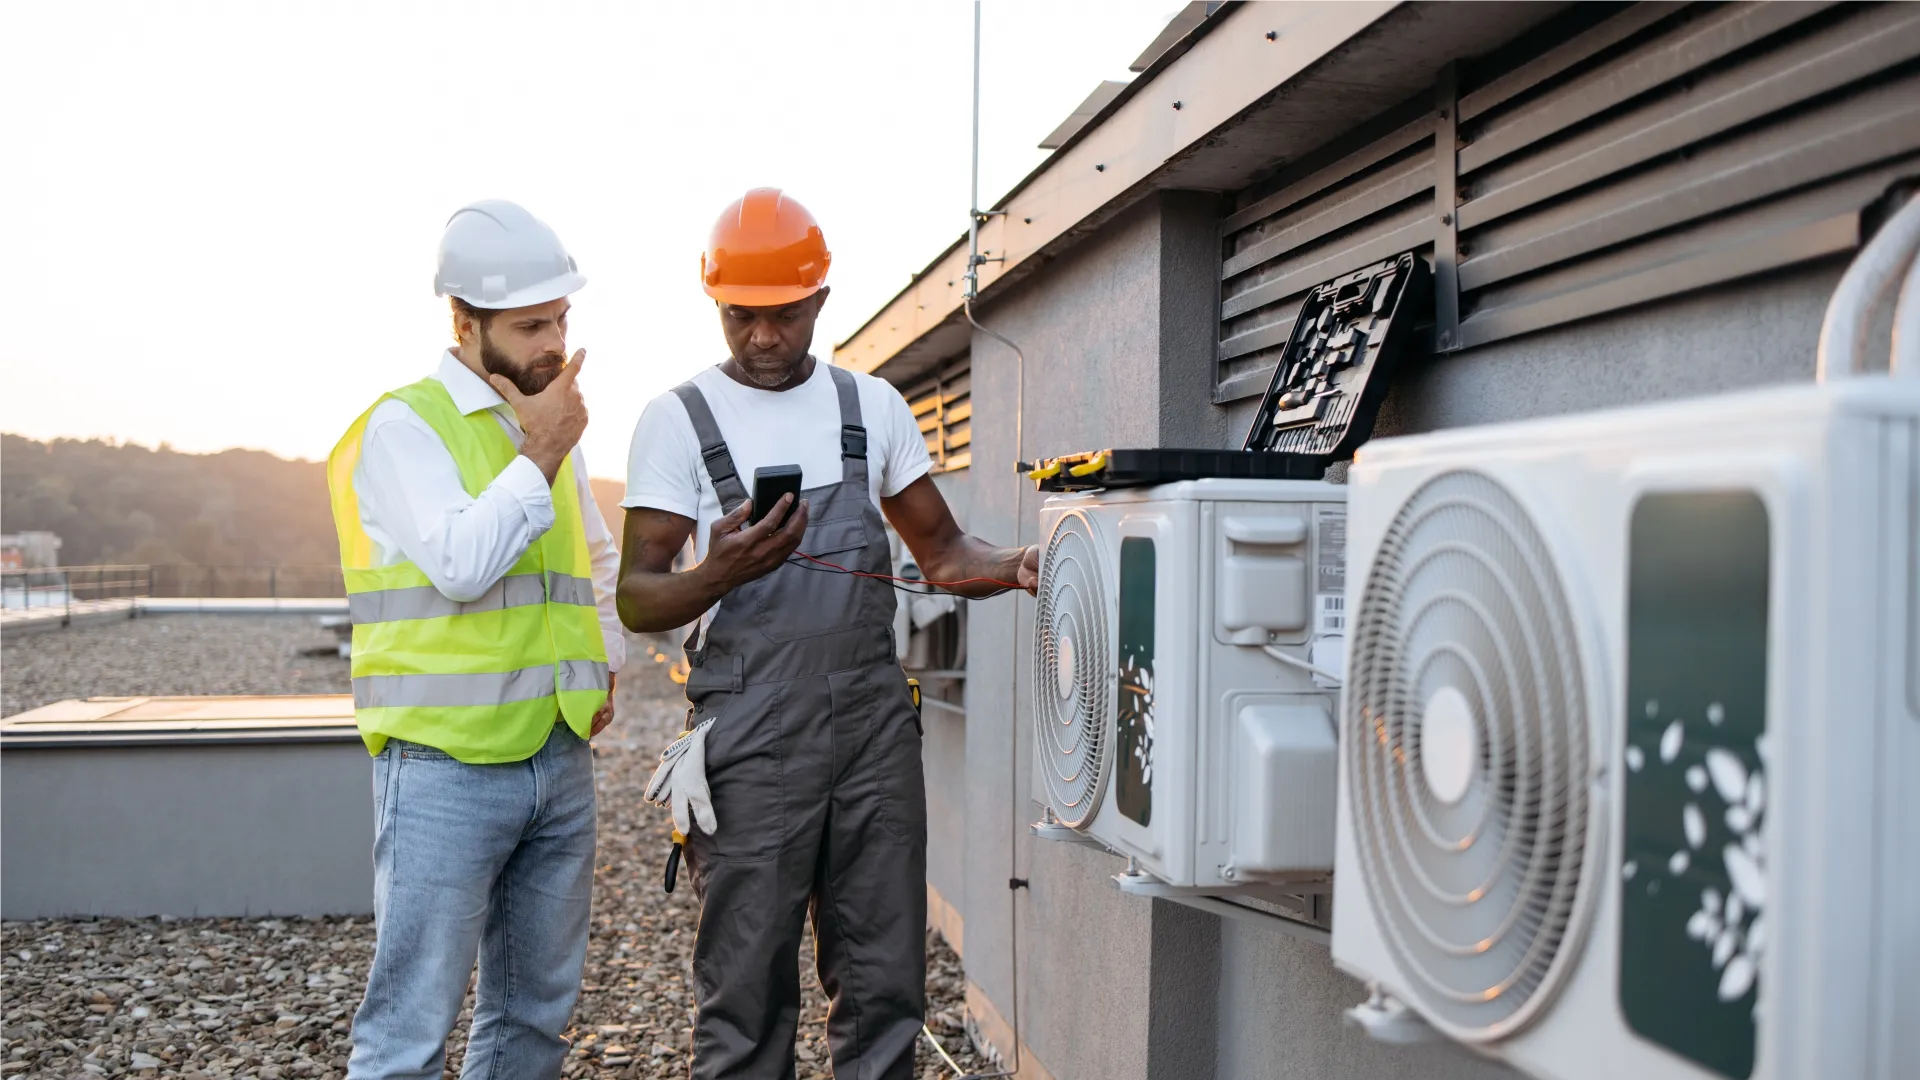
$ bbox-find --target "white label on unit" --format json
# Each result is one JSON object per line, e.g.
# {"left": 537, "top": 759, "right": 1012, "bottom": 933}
{"left": 1315, "top": 507, "right": 1346, "bottom": 634}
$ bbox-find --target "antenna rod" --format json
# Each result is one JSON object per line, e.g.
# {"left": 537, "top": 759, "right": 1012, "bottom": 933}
{"left": 972, "top": 0, "right": 981, "bottom": 220}
{"left": 966, "top": 0, "right": 983, "bottom": 300}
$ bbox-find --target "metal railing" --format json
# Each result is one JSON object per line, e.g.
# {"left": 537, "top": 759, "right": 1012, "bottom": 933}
{"left": 146, "top": 564, "right": 345, "bottom": 599}
{"left": 2, "top": 564, "right": 347, "bottom": 620}
{"left": 1, "top": 565, "right": 152, "bottom": 611}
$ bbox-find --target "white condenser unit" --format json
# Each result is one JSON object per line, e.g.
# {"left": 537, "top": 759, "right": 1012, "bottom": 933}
{"left": 1031, "top": 479, "right": 1349, "bottom": 890}
{"left": 1330, "top": 375, "right": 1920, "bottom": 1080}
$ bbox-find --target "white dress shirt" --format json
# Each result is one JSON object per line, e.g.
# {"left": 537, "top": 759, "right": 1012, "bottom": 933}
{"left": 352, "top": 351, "right": 626, "bottom": 674}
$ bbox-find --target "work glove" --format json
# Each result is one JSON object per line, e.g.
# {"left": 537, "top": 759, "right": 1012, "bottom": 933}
{"left": 645, "top": 718, "right": 717, "bottom": 838}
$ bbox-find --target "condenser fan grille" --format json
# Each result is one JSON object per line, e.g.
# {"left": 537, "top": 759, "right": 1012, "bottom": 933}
{"left": 1347, "top": 470, "right": 1594, "bottom": 1041}
{"left": 1033, "top": 511, "right": 1112, "bottom": 829}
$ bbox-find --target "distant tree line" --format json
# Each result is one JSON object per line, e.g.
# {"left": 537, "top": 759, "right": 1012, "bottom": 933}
{"left": 1, "top": 433, "right": 627, "bottom": 568}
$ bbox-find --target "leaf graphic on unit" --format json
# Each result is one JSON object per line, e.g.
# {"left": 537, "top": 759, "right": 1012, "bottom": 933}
{"left": 1724, "top": 844, "right": 1765, "bottom": 908}
{"left": 1719, "top": 956, "right": 1757, "bottom": 1002}
{"left": 1660, "top": 718, "right": 1685, "bottom": 763}
{"left": 1705, "top": 748, "right": 1747, "bottom": 804}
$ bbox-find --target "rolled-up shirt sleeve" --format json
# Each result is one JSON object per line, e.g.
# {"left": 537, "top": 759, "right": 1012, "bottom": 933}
{"left": 354, "top": 403, "right": 554, "bottom": 603}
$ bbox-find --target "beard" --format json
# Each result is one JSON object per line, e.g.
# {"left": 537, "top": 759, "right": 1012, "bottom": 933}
{"left": 738, "top": 351, "right": 808, "bottom": 389}
{"left": 480, "top": 330, "right": 565, "bottom": 396}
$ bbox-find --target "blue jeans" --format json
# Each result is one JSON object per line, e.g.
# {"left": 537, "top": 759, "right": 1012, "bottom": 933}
{"left": 347, "top": 725, "right": 596, "bottom": 1080}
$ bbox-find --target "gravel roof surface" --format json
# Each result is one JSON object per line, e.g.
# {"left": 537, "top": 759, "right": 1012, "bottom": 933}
{"left": 2, "top": 615, "right": 351, "bottom": 717}
{"left": 2, "top": 620, "right": 988, "bottom": 1079}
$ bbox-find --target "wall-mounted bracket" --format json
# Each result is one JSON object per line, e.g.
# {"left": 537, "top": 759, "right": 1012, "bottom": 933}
{"left": 1111, "top": 871, "right": 1333, "bottom": 945}
{"left": 1029, "top": 820, "right": 1109, "bottom": 848}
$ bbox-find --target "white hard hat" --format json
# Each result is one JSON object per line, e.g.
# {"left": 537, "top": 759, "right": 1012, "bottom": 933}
{"left": 433, "top": 200, "right": 586, "bottom": 310}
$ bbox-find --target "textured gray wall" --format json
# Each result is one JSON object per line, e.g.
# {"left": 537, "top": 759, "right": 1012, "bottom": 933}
{"left": 922, "top": 690, "right": 968, "bottom": 926}
{"left": 1148, "top": 900, "right": 1220, "bottom": 1080}
{"left": 924, "top": 467, "right": 974, "bottom": 922}
{"left": 962, "top": 197, "right": 1164, "bottom": 1079}
{"left": 1214, "top": 922, "right": 1508, "bottom": 1080}
{"left": 2, "top": 742, "right": 374, "bottom": 919}
{"left": 1157, "top": 192, "right": 1232, "bottom": 452}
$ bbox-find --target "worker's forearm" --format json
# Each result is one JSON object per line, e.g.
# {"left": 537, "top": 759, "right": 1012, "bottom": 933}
{"left": 922, "top": 536, "right": 1025, "bottom": 599}
{"left": 616, "top": 562, "right": 728, "bottom": 634}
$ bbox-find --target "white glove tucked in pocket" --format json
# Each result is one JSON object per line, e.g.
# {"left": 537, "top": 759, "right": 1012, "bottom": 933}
{"left": 644, "top": 718, "right": 717, "bottom": 837}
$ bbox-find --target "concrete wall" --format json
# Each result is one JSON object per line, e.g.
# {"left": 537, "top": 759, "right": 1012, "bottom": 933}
{"left": 2, "top": 741, "right": 374, "bottom": 919}
{"left": 962, "top": 196, "right": 1163, "bottom": 1080}
{"left": 922, "top": 466, "right": 975, "bottom": 944}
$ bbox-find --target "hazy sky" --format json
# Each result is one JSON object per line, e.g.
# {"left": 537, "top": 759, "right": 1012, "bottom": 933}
{"left": 1, "top": 1, "right": 1177, "bottom": 478}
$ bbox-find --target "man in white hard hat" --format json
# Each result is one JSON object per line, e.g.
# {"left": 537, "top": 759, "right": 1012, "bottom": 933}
{"left": 327, "top": 200, "right": 624, "bottom": 1080}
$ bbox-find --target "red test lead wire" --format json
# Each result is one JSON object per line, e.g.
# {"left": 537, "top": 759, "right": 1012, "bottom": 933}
{"left": 791, "top": 551, "right": 1025, "bottom": 592}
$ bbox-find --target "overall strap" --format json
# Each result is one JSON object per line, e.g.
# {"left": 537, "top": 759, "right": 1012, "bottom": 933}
{"left": 672, "top": 381, "right": 750, "bottom": 514}
{"left": 828, "top": 364, "right": 869, "bottom": 487}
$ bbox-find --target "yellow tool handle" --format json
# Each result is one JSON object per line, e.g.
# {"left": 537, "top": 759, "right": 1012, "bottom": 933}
{"left": 1027, "top": 461, "right": 1063, "bottom": 481}
{"left": 1067, "top": 452, "right": 1110, "bottom": 477}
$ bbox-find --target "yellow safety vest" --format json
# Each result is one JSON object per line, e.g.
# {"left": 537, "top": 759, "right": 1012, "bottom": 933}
{"left": 326, "top": 377, "right": 609, "bottom": 763}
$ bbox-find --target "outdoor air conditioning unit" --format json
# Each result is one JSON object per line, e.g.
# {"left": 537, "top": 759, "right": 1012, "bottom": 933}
{"left": 1024, "top": 253, "right": 1428, "bottom": 901}
{"left": 1030, "top": 479, "right": 1348, "bottom": 890}
{"left": 1330, "top": 373, "right": 1920, "bottom": 1080}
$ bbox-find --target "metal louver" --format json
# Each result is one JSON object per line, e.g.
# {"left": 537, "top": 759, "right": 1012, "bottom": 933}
{"left": 1346, "top": 470, "right": 1596, "bottom": 1040}
{"left": 1033, "top": 510, "right": 1113, "bottom": 829}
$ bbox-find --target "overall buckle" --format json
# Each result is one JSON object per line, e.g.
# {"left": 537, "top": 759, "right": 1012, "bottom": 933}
{"left": 700, "top": 442, "right": 739, "bottom": 485}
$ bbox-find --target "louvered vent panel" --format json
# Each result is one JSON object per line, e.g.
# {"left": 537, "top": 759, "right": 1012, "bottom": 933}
{"left": 1217, "top": 1, "right": 1920, "bottom": 400}
{"left": 1219, "top": 115, "right": 1438, "bottom": 403}
{"left": 903, "top": 362, "right": 973, "bottom": 473}
{"left": 1451, "top": 1, "right": 1920, "bottom": 350}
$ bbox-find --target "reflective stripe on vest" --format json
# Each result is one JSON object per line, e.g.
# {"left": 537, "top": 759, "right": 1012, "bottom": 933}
{"left": 353, "top": 659, "right": 609, "bottom": 709}
{"left": 346, "top": 571, "right": 596, "bottom": 625}
{"left": 327, "top": 374, "right": 609, "bottom": 764}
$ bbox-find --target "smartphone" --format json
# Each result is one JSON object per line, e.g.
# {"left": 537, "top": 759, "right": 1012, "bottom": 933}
{"left": 749, "top": 465, "right": 803, "bottom": 529}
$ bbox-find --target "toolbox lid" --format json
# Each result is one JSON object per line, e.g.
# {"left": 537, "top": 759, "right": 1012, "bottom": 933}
{"left": 1027, "top": 251, "right": 1428, "bottom": 493}
{"left": 1241, "top": 251, "right": 1427, "bottom": 458}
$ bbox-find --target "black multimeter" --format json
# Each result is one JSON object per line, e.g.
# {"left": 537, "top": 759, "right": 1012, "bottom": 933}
{"left": 749, "top": 464, "right": 803, "bottom": 529}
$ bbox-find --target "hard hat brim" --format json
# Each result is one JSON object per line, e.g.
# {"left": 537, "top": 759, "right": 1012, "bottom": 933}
{"left": 440, "top": 271, "right": 587, "bottom": 311}
{"left": 702, "top": 281, "right": 822, "bottom": 308}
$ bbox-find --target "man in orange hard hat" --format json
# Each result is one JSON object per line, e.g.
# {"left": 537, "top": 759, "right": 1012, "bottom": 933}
{"left": 616, "top": 188, "right": 1037, "bottom": 1079}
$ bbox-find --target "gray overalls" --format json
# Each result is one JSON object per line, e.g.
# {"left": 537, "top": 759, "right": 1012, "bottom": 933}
{"left": 672, "top": 364, "right": 927, "bottom": 1080}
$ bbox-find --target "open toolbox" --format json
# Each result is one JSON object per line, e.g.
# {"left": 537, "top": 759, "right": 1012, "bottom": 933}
{"left": 1025, "top": 251, "right": 1429, "bottom": 492}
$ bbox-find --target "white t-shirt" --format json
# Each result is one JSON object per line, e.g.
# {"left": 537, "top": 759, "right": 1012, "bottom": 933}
{"left": 622, "top": 360, "right": 932, "bottom": 632}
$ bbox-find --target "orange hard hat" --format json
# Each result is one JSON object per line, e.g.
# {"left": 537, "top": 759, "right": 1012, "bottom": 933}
{"left": 701, "top": 188, "right": 831, "bottom": 306}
